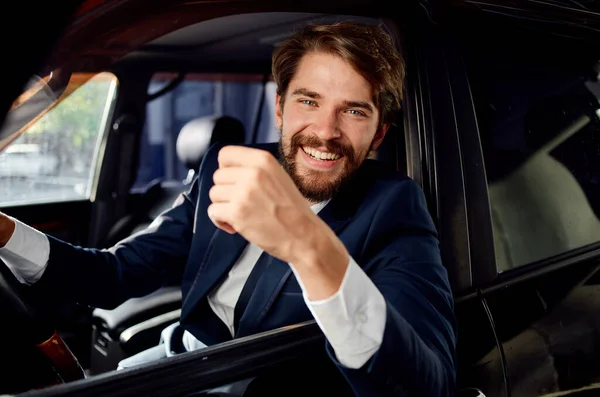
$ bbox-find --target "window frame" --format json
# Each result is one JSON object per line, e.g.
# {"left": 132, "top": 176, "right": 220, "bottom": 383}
{"left": 17, "top": 321, "right": 327, "bottom": 397}
{"left": 449, "top": 9, "right": 600, "bottom": 297}
{"left": 405, "top": 18, "right": 484, "bottom": 296}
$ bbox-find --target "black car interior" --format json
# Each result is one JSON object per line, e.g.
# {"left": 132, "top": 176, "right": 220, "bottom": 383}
{"left": 104, "top": 114, "right": 246, "bottom": 247}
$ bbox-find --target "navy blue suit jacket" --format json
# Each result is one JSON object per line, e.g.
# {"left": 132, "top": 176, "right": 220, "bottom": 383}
{"left": 34, "top": 142, "right": 457, "bottom": 396}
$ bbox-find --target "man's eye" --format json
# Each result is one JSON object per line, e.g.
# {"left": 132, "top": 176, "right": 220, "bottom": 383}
{"left": 347, "top": 109, "right": 365, "bottom": 116}
{"left": 301, "top": 99, "right": 316, "bottom": 106}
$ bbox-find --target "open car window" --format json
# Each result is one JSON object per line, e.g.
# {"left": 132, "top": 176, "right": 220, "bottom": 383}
{"left": 0, "top": 5, "right": 419, "bottom": 397}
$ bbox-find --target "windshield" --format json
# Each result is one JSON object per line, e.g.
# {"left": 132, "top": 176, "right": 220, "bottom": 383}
{"left": 0, "top": 72, "right": 118, "bottom": 207}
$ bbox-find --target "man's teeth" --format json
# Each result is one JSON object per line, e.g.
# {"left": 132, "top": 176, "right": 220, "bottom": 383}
{"left": 302, "top": 146, "right": 340, "bottom": 160}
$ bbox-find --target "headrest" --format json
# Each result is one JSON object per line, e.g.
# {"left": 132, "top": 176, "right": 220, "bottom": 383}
{"left": 176, "top": 115, "right": 246, "bottom": 171}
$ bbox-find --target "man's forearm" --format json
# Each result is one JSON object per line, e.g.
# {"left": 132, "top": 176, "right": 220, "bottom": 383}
{"left": 0, "top": 212, "right": 16, "bottom": 247}
{"left": 288, "top": 217, "right": 349, "bottom": 301}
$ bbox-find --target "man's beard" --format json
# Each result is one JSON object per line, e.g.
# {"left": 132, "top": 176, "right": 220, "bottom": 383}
{"left": 278, "top": 130, "right": 369, "bottom": 203}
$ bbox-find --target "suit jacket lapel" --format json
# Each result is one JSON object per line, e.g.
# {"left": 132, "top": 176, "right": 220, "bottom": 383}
{"left": 235, "top": 256, "right": 291, "bottom": 337}
{"left": 181, "top": 228, "right": 248, "bottom": 320}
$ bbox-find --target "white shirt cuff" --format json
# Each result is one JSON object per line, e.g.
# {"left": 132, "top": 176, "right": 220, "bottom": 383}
{"left": 292, "top": 256, "right": 387, "bottom": 369}
{"left": 0, "top": 217, "right": 50, "bottom": 285}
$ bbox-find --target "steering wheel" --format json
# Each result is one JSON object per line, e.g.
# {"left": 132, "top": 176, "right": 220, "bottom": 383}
{"left": 0, "top": 261, "right": 86, "bottom": 387}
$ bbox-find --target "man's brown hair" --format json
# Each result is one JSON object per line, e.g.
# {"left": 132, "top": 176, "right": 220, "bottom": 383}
{"left": 272, "top": 21, "right": 405, "bottom": 126}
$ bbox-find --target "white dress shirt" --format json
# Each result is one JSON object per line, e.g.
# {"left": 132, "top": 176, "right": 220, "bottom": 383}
{"left": 0, "top": 201, "right": 386, "bottom": 369}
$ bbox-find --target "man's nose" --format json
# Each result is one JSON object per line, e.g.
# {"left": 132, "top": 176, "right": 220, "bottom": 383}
{"left": 313, "top": 111, "right": 341, "bottom": 140}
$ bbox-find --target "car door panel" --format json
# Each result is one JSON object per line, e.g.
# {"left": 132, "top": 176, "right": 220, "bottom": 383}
{"left": 442, "top": 4, "right": 600, "bottom": 397}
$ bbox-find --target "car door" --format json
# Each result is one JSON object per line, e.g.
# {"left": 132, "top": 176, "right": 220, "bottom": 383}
{"left": 437, "top": 3, "right": 600, "bottom": 397}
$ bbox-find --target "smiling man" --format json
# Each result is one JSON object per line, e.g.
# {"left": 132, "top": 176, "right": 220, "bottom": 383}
{"left": 278, "top": 53, "right": 381, "bottom": 203}
{"left": 0, "top": 22, "right": 456, "bottom": 396}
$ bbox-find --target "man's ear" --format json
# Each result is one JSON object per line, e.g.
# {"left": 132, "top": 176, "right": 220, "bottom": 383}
{"left": 370, "top": 123, "right": 390, "bottom": 151}
{"left": 275, "top": 93, "right": 283, "bottom": 130}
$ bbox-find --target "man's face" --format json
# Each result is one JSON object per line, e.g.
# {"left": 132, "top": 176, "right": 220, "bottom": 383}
{"left": 276, "top": 52, "right": 389, "bottom": 203}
